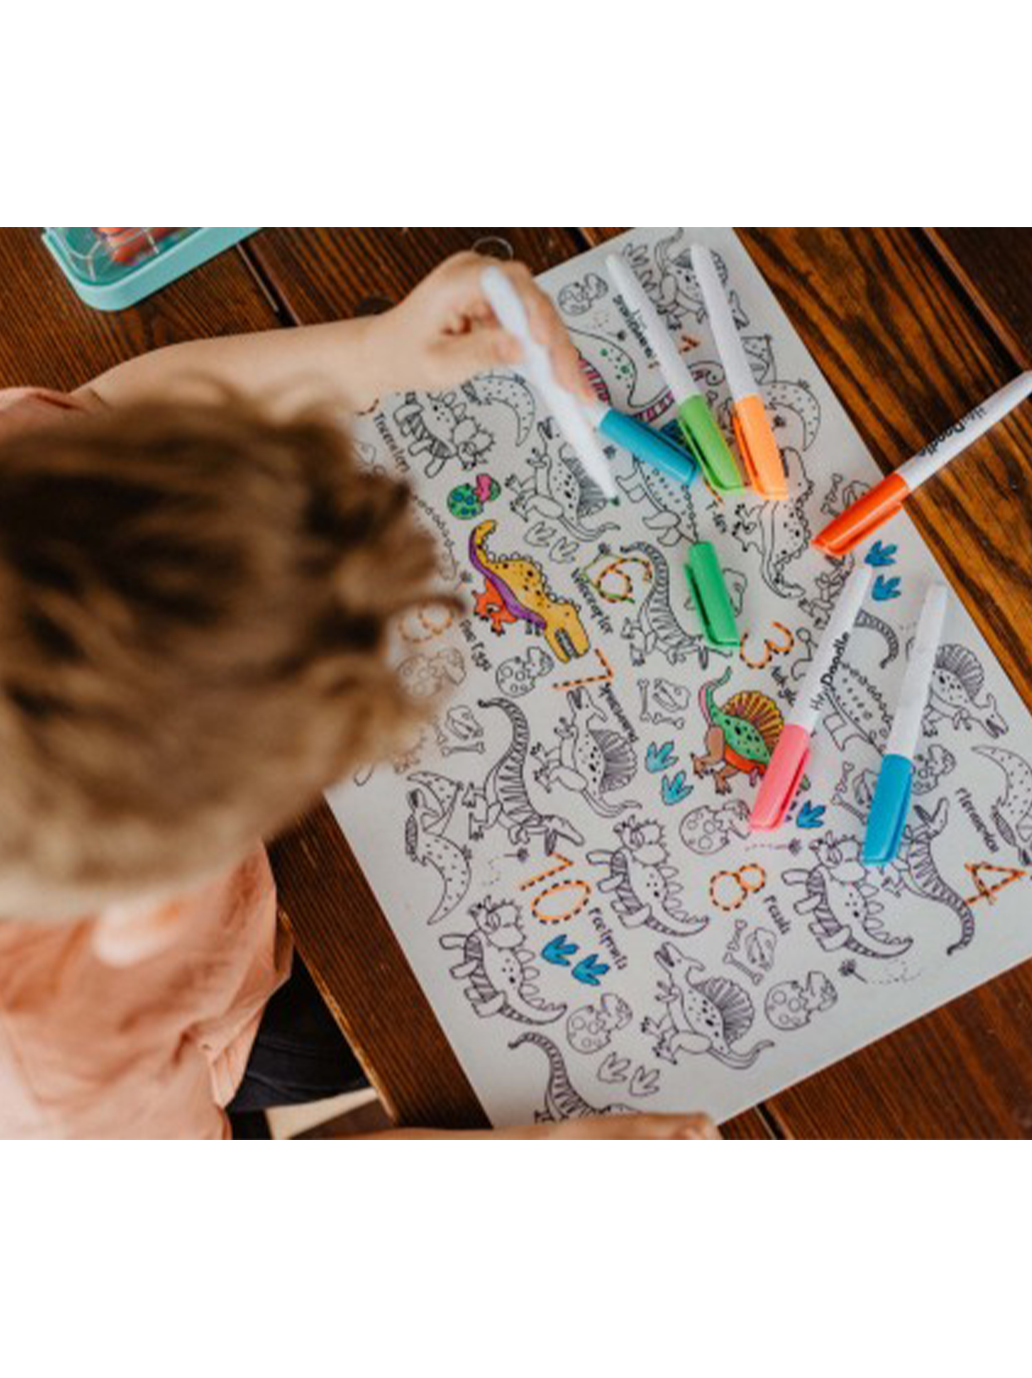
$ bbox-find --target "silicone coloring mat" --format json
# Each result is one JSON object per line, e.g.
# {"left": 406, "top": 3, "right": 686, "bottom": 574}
{"left": 326, "top": 228, "right": 1032, "bottom": 1126}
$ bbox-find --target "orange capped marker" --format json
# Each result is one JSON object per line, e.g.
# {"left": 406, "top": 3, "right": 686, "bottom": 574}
{"left": 814, "top": 371, "right": 1032, "bottom": 558}
{"left": 690, "top": 243, "right": 788, "bottom": 500}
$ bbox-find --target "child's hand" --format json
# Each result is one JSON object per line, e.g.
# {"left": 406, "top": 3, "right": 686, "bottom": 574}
{"left": 366, "top": 1113, "right": 721, "bottom": 1140}
{"left": 378, "top": 252, "right": 595, "bottom": 398}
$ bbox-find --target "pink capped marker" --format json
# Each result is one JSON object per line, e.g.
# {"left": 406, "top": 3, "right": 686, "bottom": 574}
{"left": 750, "top": 561, "right": 873, "bottom": 831}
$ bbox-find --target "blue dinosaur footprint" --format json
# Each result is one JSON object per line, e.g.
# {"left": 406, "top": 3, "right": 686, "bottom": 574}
{"left": 873, "top": 575, "right": 902, "bottom": 602}
{"left": 646, "top": 741, "right": 678, "bottom": 774}
{"left": 796, "top": 800, "right": 826, "bottom": 829}
{"left": 661, "top": 771, "right": 694, "bottom": 805}
{"left": 866, "top": 540, "right": 898, "bottom": 568}
{"left": 572, "top": 954, "right": 610, "bottom": 986}
{"left": 542, "top": 936, "right": 578, "bottom": 967}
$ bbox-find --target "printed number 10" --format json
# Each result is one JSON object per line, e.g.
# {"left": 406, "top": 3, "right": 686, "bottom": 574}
{"left": 518, "top": 854, "right": 592, "bottom": 924}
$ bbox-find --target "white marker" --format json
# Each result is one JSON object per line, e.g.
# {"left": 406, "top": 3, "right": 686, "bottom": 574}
{"left": 690, "top": 242, "right": 787, "bottom": 499}
{"left": 751, "top": 561, "right": 873, "bottom": 830}
{"left": 864, "top": 582, "right": 950, "bottom": 864}
{"left": 481, "top": 266, "right": 616, "bottom": 499}
{"left": 606, "top": 253, "right": 743, "bottom": 492}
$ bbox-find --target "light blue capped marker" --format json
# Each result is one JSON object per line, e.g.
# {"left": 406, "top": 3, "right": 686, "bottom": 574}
{"left": 863, "top": 582, "right": 949, "bottom": 866}
{"left": 583, "top": 400, "right": 699, "bottom": 488}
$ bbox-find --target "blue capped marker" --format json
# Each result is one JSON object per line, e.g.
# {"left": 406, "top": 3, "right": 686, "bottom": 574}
{"left": 863, "top": 582, "right": 949, "bottom": 865}
{"left": 583, "top": 399, "right": 699, "bottom": 488}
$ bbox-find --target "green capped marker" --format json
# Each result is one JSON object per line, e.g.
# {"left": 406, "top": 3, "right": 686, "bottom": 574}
{"left": 606, "top": 252, "right": 744, "bottom": 493}
{"left": 686, "top": 541, "right": 739, "bottom": 650}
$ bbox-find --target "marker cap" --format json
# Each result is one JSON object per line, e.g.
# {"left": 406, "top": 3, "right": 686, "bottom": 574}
{"left": 750, "top": 723, "right": 811, "bottom": 832}
{"left": 686, "top": 541, "right": 739, "bottom": 650}
{"left": 862, "top": 753, "right": 914, "bottom": 866}
{"left": 677, "top": 394, "right": 744, "bottom": 493}
{"left": 812, "top": 472, "right": 909, "bottom": 558}
{"left": 595, "top": 407, "right": 699, "bottom": 487}
{"left": 731, "top": 395, "right": 788, "bottom": 500}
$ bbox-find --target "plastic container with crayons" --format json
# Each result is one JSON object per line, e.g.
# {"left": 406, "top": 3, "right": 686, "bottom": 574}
{"left": 43, "top": 227, "right": 257, "bottom": 311}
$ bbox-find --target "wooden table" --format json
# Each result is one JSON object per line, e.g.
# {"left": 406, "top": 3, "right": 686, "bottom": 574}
{"left": 2, "top": 227, "right": 1030, "bottom": 1138}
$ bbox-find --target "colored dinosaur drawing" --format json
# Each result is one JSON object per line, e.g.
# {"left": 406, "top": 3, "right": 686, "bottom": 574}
{"left": 469, "top": 519, "right": 589, "bottom": 663}
{"left": 643, "top": 943, "right": 773, "bottom": 1070}
{"left": 692, "top": 666, "right": 784, "bottom": 794}
{"left": 465, "top": 698, "right": 584, "bottom": 854}
{"left": 509, "top": 1032, "right": 633, "bottom": 1121}
{"left": 532, "top": 687, "right": 640, "bottom": 818}
{"left": 440, "top": 898, "right": 566, "bottom": 1024}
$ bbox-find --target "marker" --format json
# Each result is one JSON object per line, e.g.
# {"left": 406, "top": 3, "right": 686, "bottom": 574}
{"left": 686, "top": 541, "right": 739, "bottom": 650}
{"left": 814, "top": 371, "right": 1032, "bottom": 558}
{"left": 582, "top": 398, "right": 699, "bottom": 488}
{"left": 606, "top": 253, "right": 743, "bottom": 492}
{"left": 690, "top": 243, "right": 788, "bottom": 500}
{"left": 863, "top": 582, "right": 949, "bottom": 865}
{"left": 750, "top": 561, "right": 873, "bottom": 830}
{"left": 481, "top": 266, "right": 617, "bottom": 500}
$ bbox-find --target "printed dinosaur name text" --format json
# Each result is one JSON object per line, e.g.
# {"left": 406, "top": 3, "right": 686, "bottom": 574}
{"left": 763, "top": 894, "right": 792, "bottom": 936}
{"left": 589, "top": 907, "right": 630, "bottom": 971}
{"left": 956, "top": 787, "right": 1001, "bottom": 855}
{"left": 572, "top": 569, "right": 616, "bottom": 635}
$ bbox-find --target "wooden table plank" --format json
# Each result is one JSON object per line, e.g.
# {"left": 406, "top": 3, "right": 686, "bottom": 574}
{"left": 928, "top": 229, "right": 1032, "bottom": 368}
{"left": 585, "top": 226, "right": 1032, "bottom": 1138}
{"left": 0, "top": 228, "right": 279, "bottom": 389}
{"left": 246, "top": 227, "right": 586, "bottom": 321}
{"left": 250, "top": 226, "right": 772, "bottom": 1138}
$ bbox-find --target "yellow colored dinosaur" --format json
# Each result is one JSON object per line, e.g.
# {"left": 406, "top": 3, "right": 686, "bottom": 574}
{"left": 469, "top": 520, "right": 589, "bottom": 664}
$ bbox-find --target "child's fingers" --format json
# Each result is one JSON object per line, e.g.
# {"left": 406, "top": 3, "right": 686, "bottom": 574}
{"left": 365, "top": 1113, "right": 720, "bottom": 1141}
{"left": 430, "top": 324, "right": 523, "bottom": 385}
{"left": 444, "top": 254, "right": 595, "bottom": 400}
{"left": 540, "top": 1113, "right": 721, "bottom": 1141}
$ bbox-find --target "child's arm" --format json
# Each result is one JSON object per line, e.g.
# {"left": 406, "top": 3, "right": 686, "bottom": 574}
{"left": 77, "top": 253, "right": 592, "bottom": 412}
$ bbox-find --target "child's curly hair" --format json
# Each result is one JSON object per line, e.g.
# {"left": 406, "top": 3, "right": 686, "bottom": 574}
{"left": 0, "top": 393, "right": 452, "bottom": 917}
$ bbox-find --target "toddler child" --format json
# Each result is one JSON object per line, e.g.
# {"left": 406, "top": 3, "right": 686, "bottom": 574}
{"left": 0, "top": 251, "right": 717, "bottom": 1140}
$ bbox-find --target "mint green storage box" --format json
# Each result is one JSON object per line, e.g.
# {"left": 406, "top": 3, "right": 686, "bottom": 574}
{"left": 42, "top": 227, "right": 257, "bottom": 311}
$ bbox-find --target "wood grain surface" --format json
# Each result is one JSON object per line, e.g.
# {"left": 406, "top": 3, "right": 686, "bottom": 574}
{"left": 0, "top": 228, "right": 279, "bottom": 389}
{"left": 583, "top": 227, "right": 1032, "bottom": 1137}
{"left": 6, "top": 225, "right": 1031, "bottom": 1138}
{"left": 928, "top": 229, "right": 1032, "bottom": 368}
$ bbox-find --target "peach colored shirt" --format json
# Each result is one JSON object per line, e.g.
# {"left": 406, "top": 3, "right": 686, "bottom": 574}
{"left": 0, "top": 388, "right": 291, "bottom": 1138}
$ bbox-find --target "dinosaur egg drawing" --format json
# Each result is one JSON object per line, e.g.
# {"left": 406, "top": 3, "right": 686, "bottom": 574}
{"left": 447, "top": 473, "right": 501, "bottom": 520}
